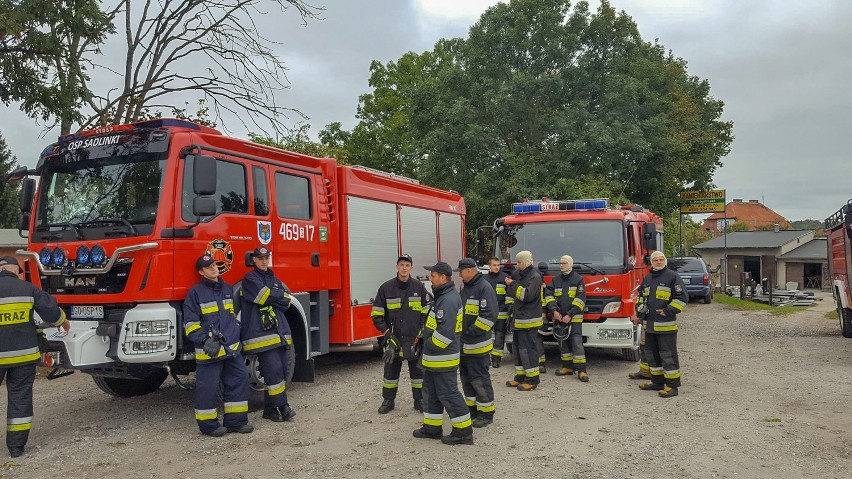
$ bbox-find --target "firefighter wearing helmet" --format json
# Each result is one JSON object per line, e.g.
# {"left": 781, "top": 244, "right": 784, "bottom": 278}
{"left": 635, "top": 251, "right": 687, "bottom": 398}
{"left": 371, "top": 254, "right": 429, "bottom": 414}
{"left": 240, "top": 246, "right": 297, "bottom": 422}
{"left": 543, "top": 255, "right": 589, "bottom": 382}
{"left": 183, "top": 254, "right": 253, "bottom": 436}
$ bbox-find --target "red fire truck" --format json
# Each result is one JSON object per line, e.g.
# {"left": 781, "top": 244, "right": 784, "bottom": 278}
{"left": 481, "top": 198, "right": 663, "bottom": 360}
{"left": 9, "top": 119, "right": 465, "bottom": 396}
{"left": 825, "top": 200, "right": 852, "bottom": 338}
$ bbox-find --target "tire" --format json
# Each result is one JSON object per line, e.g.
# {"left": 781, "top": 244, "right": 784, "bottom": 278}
{"left": 621, "top": 347, "right": 640, "bottom": 361}
{"left": 703, "top": 292, "right": 712, "bottom": 304}
{"left": 284, "top": 345, "right": 296, "bottom": 383}
{"left": 839, "top": 306, "right": 852, "bottom": 339}
{"left": 92, "top": 368, "right": 169, "bottom": 398}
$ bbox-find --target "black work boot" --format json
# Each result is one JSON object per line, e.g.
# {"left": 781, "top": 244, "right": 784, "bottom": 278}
{"left": 412, "top": 426, "right": 442, "bottom": 440}
{"left": 413, "top": 399, "right": 423, "bottom": 412}
{"left": 442, "top": 429, "right": 474, "bottom": 445}
{"left": 472, "top": 412, "right": 493, "bottom": 428}
{"left": 279, "top": 404, "right": 296, "bottom": 420}
{"left": 8, "top": 447, "right": 24, "bottom": 458}
{"left": 202, "top": 426, "right": 228, "bottom": 437}
{"left": 539, "top": 363, "right": 547, "bottom": 374}
{"left": 227, "top": 423, "right": 254, "bottom": 434}
{"left": 491, "top": 356, "right": 501, "bottom": 368}
{"left": 658, "top": 386, "right": 679, "bottom": 398}
{"left": 263, "top": 406, "right": 285, "bottom": 422}
{"left": 378, "top": 399, "right": 395, "bottom": 414}
{"left": 638, "top": 382, "right": 665, "bottom": 391}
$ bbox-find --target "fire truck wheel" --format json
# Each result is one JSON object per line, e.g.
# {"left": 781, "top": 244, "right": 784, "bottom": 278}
{"left": 839, "top": 306, "right": 852, "bottom": 339}
{"left": 621, "top": 347, "right": 640, "bottom": 361}
{"left": 92, "top": 368, "right": 169, "bottom": 398}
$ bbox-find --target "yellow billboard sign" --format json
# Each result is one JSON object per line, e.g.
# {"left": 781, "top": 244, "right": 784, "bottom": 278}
{"left": 680, "top": 189, "right": 725, "bottom": 214}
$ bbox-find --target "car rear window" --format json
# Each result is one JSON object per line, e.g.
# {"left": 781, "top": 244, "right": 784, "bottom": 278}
{"left": 669, "top": 258, "right": 705, "bottom": 273}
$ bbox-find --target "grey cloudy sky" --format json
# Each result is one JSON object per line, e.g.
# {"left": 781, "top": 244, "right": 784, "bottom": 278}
{"left": 2, "top": 0, "right": 850, "bottom": 221}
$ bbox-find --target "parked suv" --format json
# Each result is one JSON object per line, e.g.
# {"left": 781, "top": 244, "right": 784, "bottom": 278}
{"left": 668, "top": 257, "right": 713, "bottom": 304}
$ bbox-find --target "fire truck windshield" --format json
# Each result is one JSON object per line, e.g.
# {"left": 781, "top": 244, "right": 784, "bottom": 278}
{"left": 495, "top": 220, "right": 626, "bottom": 273}
{"left": 35, "top": 152, "right": 167, "bottom": 241}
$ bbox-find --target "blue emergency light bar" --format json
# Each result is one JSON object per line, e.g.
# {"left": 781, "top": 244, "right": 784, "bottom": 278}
{"left": 511, "top": 198, "right": 609, "bottom": 214}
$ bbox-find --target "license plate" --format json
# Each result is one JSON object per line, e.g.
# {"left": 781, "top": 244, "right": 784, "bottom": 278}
{"left": 71, "top": 305, "right": 104, "bottom": 319}
{"left": 681, "top": 277, "right": 691, "bottom": 284}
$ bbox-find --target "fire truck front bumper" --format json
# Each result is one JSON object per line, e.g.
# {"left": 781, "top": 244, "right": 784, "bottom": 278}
{"left": 43, "top": 303, "right": 179, "bottom": 368}
{"left": 582, "top": 317, "right": 639, "bottom": 349}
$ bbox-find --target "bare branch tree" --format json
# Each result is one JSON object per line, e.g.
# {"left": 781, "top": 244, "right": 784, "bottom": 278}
{"left": 79, "top": 0, "right": 322, "bottom": 136}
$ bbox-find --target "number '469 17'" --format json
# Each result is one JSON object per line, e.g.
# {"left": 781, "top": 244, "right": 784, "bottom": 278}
{"left": 279, "top": 223, "right": 315, "bottom": 241}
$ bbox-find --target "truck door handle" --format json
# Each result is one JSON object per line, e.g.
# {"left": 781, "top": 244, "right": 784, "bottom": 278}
{"left": 311, "top": 253, "right": 320, "bottom": 267}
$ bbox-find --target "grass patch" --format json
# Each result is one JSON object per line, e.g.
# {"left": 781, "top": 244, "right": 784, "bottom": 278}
{"left": 825, "top": 310, "right": 839, "bottom": 320}
{"left": 762, "top": 417, "right": 782, "bottom": 423}
{"left": 714, "top": 294, "right": 809, "bottom": 316}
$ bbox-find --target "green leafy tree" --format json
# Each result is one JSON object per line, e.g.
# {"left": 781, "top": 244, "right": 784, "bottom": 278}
{"left": 249, "top": 123, "right": 350, "bottom": 163}
{"left": 343, "top": 0, "right": 733, "bottom": 240}
{"left": 0, "top": 133, "right": 21, "bottom": 228}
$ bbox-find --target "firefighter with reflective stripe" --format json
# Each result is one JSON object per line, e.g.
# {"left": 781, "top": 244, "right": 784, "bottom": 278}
{"left": 483, "top": 257, "right": 510, "bottom": 368}
{"left": 240, "top": 246, "right": 296, "bottom": 422}
{"left": 413, "top": 262, "right": 473, "bottom": 445}
{"left": 544, "top": 255, "right": 589, "bottom": 382}
{"left": 504, "top": 250, "right": 544, "bottom": 391}
{"left": 456, "top": 258, "right": 499, "bottom": 428}
{"left": 636, "top": 251, "right": 687, "bottom": 398}
{"left": 371, "top": 254, "right": 429, "bottom": 414}
{"left": 0, "top": 256, "right": 66, "bottom": 458}
{"left": 183, "top": 254, "right": 253, "bottom": 436}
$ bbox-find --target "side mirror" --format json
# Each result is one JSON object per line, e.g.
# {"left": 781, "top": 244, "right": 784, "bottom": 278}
{"left": 193, "top": 155, "right": 217, "bottom": 195}
{"left": 642, "top": 223, "right": 657, "bottom": 251}
{"left": 193, "top": 197, "right": 217, "bottom": 217}
{"left": 475, "top": 227, "right": 485, "bottom": 264}
{"left": 20, "top": 178, "right": 35, "bottom": 213}
{"left": 17, "top": 213, "right": 30, "bottom": 233}
{"left": 7, "top": 165, "right": 29, "bottom": 182}
{"left": 643, "top": 252, "right": 651, "bottom": 266}
{"left": 537, "top": 261, "right": 548, "bottom": 274}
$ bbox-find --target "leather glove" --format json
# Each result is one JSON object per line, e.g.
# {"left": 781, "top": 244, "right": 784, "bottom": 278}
{"left": 383, "top": 336, "right": 400, "bottom": 364}
{"left": 202, "top": 336, "right": 222, "bottom": 357}
{"left": 259, "top": 306, "right": 277, "bottom": 331}
{"left": 411, "top": 336, "right": 423, "bottom": 360}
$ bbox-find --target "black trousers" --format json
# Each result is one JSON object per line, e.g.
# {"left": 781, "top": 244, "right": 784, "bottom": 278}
{"left": 557, "top": 322, "right": 587, "bottom": 372}
{"left": 512, "top": 328, "right": 541, "bottom": 385}
{"left": 1, "top": 364, "right": 36, "bottom": 451}
{"left": 257, "top": 347, "right": 289, "bottom": 408}
{"left": 646, "top": 333, "right": 681, "bottom": 388}
{"left": 382, "top": 355, "right": 423, "bottom": 401}
{"left": 194, "top": 355, "right": 249, "bottom": 434}
{"left": 492, "top": 319, "right": 508, "bottom": 358}
{"left": 421, "top": 369, "right": 471, "bottom": 436}
{"left": 460, "top": 355, "right": 494, "bottom": 414}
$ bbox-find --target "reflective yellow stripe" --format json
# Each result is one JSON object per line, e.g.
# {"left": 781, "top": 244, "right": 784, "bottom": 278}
{"left": 201, "top": 305, "right": 219, "bottom": 315}
{"left": 242, "top": 335, "right": 282, "bottom": 351}
{"left": 451, "top": 418, "right": 472, "bottom": 429}
{"left": 654, "top": 324, "right": 678, "bottom": 332}
{"left": 7, "top": 423, "right": 32, "bottom": 432}
{"left": 424, "top": 416, "right": 443, "bottom": 427}
{"left": 195, "top": 409, "right": 218, "bottom": 421}
{"left": 431, "top": 335, "right": 449, "bottom": 348}
{"left": 0, "top": 351, "right": 40, "bottom": 365}
{"left": 185, "top": 323, "right": 201, "bottom": 334}
{"left": 0, "top": 302, "right": 31, "bottom": 325}
{"left": 224, "top": 402, "right": 248, "bottom": 414}
{"left": 408, "top": 300, "right": 422, "bottom": 312}
{"left": 422, "top": 357, "right": 460, "bottom": 369}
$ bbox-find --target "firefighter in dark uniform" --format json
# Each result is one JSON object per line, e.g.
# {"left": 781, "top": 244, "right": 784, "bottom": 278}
{"left": 544, "top": 255, "right": 589, "bottom": 381}
{"left": 504, "top": 250, "right": 544, "bottom": 391}
{"left": 371, "top": 254, "right": 429, "bottom": 414}
{"left": 0, "top": 256, "right": 67, "bottom": 458}
{"left": 456, "top": 258, "right": 499, "bottom": 428}
{"left": 483, "top": 257, "right": 510, "bottom": 368}
{"left": 413, "top": 262, "right": 473, "bottom": 445}
{"left": 240, "top": 246, "right": 296, "bottom": 422}
{"left": 636, "top": 251, "right": 687, "bottom": 398}
{"left": 183, "top": 254, "right": 253, "bottom": 436}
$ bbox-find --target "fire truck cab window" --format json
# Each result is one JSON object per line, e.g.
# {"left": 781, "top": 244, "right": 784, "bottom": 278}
{"left": 275, "top": 172, "right": 311, "bottom": 220}
{"left": 252, "top": 166, "right": 269, "bottom": 216}
{"left": 182, "top": 157, "right": 248, "bottom": 221}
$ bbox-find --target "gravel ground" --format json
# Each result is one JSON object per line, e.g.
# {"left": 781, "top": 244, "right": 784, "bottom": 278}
{"left": 2, "top": 291, "right": 851, "bottom": 479}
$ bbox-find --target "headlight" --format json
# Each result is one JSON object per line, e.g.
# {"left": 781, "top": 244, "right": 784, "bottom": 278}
{"left": 39, "top": 247, "right": 53, "bottom": 266}
{"left": 51, "top": 247, "right": 66, "bottom": 267}
{"left": 601, "top": 301, "right": 622, "bottom": 314}
{"left": 135, "top": 320, "right": 170, "bottom": 335}
{"left": 76, "top": 245, "right": 91, "bottom": 266}
{"left": 91, "top": 244, "right": 106, "bottom": 266}
{"left": 131, "top": 340, "right": 169, "bottom": 353}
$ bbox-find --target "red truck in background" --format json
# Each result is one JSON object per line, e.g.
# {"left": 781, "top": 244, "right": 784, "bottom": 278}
{"left": 825, "top": 199, "right": 852, "bottom": 338}
{"left": 9, "top": 119, "right": 466, "bottom": 397}
{"left": 480, "top": 198, "right": 663, "bottom": 360}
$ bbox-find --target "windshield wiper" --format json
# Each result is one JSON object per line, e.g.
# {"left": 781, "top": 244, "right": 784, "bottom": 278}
{"left": 78, "top": 217, "right": 139, "bottom": 236}
{"left": 38, "top": 222, "right": 84, "bottom": 241}
{"left": 574, "top": 262, "right": 606, "bottom": 275}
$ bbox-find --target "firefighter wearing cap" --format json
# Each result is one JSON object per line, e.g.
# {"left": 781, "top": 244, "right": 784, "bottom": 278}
{"left": 636, "top": 251, "right": 687, "bottom": 398}
{"left": 240, "top": 246, "right": 296, "bottom": 422}
{"left": 371, "top": 254, "right": 429, "bottom": 414}
{"left": 544, "top": 255, "right": 589, "bottom": 381}
{"left": 483, "top": 257, "right": 510, "bottom": 368}
{"left": 0, "top": 256, "right": 67, "bottom": 458}
{"left": 456, "top": 258, "right": 498, "bottom": 427}
{"left": 504, "top": 250, "right": 544, "bottom": 391}
{"left": 413, "top": 262, "right": 473, "bottom": 445}
{"left": 183, "top": 254, "right": 253, "bottom": 436}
